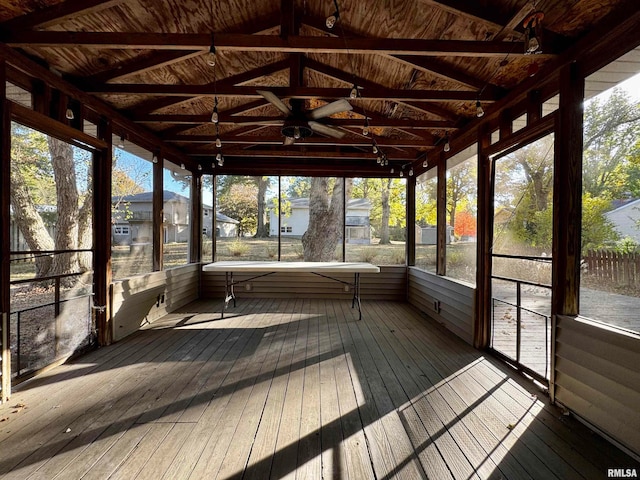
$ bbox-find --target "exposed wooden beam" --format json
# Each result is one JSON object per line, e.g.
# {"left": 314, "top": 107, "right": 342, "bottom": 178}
{"left": 93, "top": 84, "right": 488, "bottom": 102}
{"left": 0, "top": 0, "right": 124, "bottom": 31}
{"left": 124, "top": 61, "right": 288, "bottom": 116}
{"left": 221, "top": 148, "right": 415, "bottom": 160}
{"left": 176, "top": 135, "right": 430, "bottom": 148}
{"left": 3, "top": 32, "right": 532, "bottom": 57}
{"left": 134, "top": 113, "right": 454, "bottom": 129}
{"left": 305, "top": 58, "right": 465, "bottom": 121}
{"left": 302, "top": 14, "right": 507, "bottom": 95}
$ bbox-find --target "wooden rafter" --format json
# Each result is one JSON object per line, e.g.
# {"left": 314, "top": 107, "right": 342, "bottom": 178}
{"left": 170, "top": 135, "right": 430, "bottom": 148}
{"left": 90, "top": 84, "right": 489, "bottom": 102}
{"left": 0, "top": 0, "right": 125, "bottom": 31}
{"left": 2, "top": 31, "right": 535, "bottom": 57}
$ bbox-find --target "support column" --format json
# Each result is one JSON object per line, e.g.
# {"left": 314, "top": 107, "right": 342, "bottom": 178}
{"left": 153, "top": 155, "right": 164, "bottom": 271}
{"left": 474, "top": 127, "right": 494, "bottom": 349}
{"left": 95, "top": 117, "right": 113, "bottom": 346}
{"left": 436, "top": 156, "right": 447, "bottom": 275}
{"left": 190, "top": 172, "right": 202, "bottom": 263}
{"left": 1, "top": 60, "right": 11, "bottom": 401}
{"left": 407, "top": 174, "right": 416, "bottom": 267}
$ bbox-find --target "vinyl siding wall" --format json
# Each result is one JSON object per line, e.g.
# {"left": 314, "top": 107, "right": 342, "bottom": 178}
{"left": 407, "top": 267, "right": 475, "bottom": 345}
{"left": 554, "top": 315, "right": 640, "bottom": 456}
{"left": 111, "top": 264, "right": 200, "bottom": 341}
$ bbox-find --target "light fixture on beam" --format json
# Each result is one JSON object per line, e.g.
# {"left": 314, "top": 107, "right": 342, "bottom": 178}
{"left": 211, "top": 97, "right": 219, "bottom": 124}
{"left": 326, "top": 0, "right": 340, "bottom": 29}
{"left": 523, "top": 11, "right": 544, "bottom": 55}
{"left": 206, "top": 35, "right": 217, "bottom": 67}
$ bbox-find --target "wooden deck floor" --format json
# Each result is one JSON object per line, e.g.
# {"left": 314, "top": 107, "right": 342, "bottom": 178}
{"left": 1, "top": 299, "right": 638, "bottom": 479}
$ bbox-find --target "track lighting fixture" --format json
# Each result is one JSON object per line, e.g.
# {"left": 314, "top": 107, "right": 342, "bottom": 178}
{"left": 476, "top": 98, "right": 484, "bottom": 118}
{"left": 65, "top": 106, "right": 74, "bottom": 120}
{"left": 206, "top": 37, "right": 217, "bottom": 67}
{"left": 349, "top": 84, "right": 358, "bottom": 99}
{"left": 326, "top": 0, "right": 340, "bottom": 29}
{"left": 211, "top": 97, "right": 219, "bottom": 124}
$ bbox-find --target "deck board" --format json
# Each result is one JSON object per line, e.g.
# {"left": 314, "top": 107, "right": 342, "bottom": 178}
{"left": 1, "top": 298, "right": 638, "bottom": 480}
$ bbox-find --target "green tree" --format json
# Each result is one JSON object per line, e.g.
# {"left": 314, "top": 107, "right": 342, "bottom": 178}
{"left": 218, "top": 182, "right": 259, "bottom": 236}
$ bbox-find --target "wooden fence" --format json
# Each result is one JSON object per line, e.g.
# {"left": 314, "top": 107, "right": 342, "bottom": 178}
{"left": 584, "top": 250, "right": 640, "bottom": 286}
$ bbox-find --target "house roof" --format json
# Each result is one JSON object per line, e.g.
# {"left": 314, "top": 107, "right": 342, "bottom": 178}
{"left": 3, "top": 0, "right": 638, "bottom": 178}
{"left": 606, "top": 198, "right": 640, "bottom": 215}
{"left": 113, "top": 190, "right": 239, "bottom": 223}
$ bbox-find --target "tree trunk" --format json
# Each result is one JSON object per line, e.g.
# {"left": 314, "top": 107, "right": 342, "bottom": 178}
{"left": 379, "top": 178, "right": 391, "bottom": 244}
{"left": 302, "top": 178, "right": 351, "bottom": 261}
{"left": 9, "top": 162, "right": 55, "bottom": 275}
{"left": 49, "top": 137, "right": 80, "bottom": 277}
{"left": 254, "top": 176, "right": 269, "bottom": 238}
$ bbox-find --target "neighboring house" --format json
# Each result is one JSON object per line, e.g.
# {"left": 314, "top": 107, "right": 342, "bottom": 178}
{"left": 269, "top": 198, "right": 372, "bottom": 244}
{"left": 112, "top": 190, "right": 239, "bottom": 245}
{"left": 417, "top": 225, "right": 454, "bottom": 245}
{"left": 604, "top": 198, "right": 640, "bottom": 243}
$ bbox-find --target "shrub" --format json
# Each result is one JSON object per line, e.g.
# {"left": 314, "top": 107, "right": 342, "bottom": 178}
{"left": 228, "top": 239, "right": 249, "bottom": 257}
{"left": 359, "top": 247, "right": 378, "bottom": 263}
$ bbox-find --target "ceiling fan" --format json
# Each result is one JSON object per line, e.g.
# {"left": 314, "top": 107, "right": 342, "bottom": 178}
{"left": 256, "top": 90, "right": 353, "bottom": 145}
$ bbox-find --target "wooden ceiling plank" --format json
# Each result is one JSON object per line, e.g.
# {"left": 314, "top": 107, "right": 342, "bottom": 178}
{"left": 85, "top": 50, "right": 202, "bottom": 84}
{"left": 221, "top": 149, "right": 414, "bottom": 160}
{"left": 3, "top": 31, "right": 534, "bottom": 57}
{"left": 0, "top": 0, "right": 125, "bottom": 31}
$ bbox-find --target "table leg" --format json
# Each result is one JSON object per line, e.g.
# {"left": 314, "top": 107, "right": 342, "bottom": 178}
{"left": 351, "top": 272, "right": 362, "bottom": 320}
{"left": 222, "top": 271, "right": 237, "bottom": 318}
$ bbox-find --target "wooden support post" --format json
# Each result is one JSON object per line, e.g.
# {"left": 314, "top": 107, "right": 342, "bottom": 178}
{"left": 190, "top": 172, "right": 202, "bottom": 263}
{"left": 153, "top": 155, "right": 164, "bottom": 271}
{"left": 550, "top": 63, "right": 584, "bottom": 402}
{"left": 1, "top": 59, "right": 11, "bottom": 401}
{"left": 95, "top": 117, "right": 113, "bottom": 346}
{"left": 407, "top": 174, "right": 416, "bottom": 267}
{"left": 436, "top": 155, "right": 447, "bottom": 275}
{"left": 474, "top": 127, "right": 494, "bottom": 349}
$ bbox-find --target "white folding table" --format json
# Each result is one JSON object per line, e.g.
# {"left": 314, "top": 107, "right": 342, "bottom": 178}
{"left": 202, "top": 261, "right": 380, "bottom": 319}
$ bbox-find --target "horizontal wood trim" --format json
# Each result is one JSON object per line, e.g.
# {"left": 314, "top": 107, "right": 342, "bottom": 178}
{"left": 407, "top": 267, "right": 475, "bottom": 345}
{"left": 554, "top": 315, "right": 640, "bottom": 455}
{"left": 112, "top": 264, "right": 199, "bottom": 341}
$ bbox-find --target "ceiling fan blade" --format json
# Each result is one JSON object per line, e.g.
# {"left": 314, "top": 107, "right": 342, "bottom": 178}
{"left": 283, "top": 136, "right": 296, "bottom": 146}
{"left": 307, "top": 99, "right": 353, "bottom": 120}
{"left": 256, "top": 90, "right": 291, "bottom": 116}
{"left": 308, "top": 121, "right": 346, "bottom": 138}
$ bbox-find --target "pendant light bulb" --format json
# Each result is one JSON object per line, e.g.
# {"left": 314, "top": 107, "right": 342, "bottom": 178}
{"left": 206, "top": 44, "right": 217, "bottom": 67}
{"left": 180, "top": 163, "right": 186, "bottom": 170}
{"left": 152, "top": 155, "right": 158, "bottom": 164}
{"left": 294, "top": 126, "right": 301, "bottom": 139}
{"left": 117, "top": 136, "right": 125, "bottom": 149}
{"left": 409, "top": 168, "right": 414, "bottom": 177}
{"left": 476, "top": 99, "right": 485, "bottom": 118}
{"left": 390, "top": 168, "right": 394, "bottom": 174}
{"left": 363, "top": 125, "right": 369, "bottom": 136}
{"left": 326, "top": 12, "right": 338, "bottom": 29}
{"left": 422, "top": 159, "right": 428, "bottom": 168}
{"left": 444, "top": 134, "right": 451, "bottom": 152}
{"left": 377, "top": 156, "right": 382, "bottom": 164}
{"left": 350, "top": 84, "right": 358, "bottom": 99}
{"left": 211, "top": 107, "right": 219, "bottom": 124}
{"left": 400, "top": 170, "right": 404, "bottom": 178}
{"left": 65, "top": 107, "right": 74, "bottom": 120}
{"left": 372, "top": 144, "right": 378, "bottom": 154}
{"left": 197, "top": 164, "right": 203, "bottom": 171}
{"left": 215, "top": 137, "right": 222, "bottom": 148}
